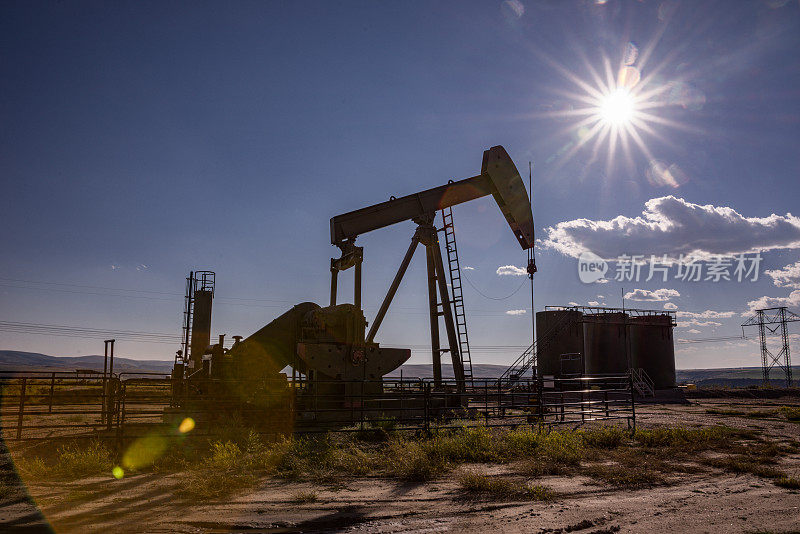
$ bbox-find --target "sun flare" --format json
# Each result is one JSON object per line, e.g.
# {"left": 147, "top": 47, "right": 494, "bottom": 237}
{"left": 598, "top": 87, "right": 635, "bottom": 126}
{"left": 536, "top": 38, "right": 701, "bottom": 179}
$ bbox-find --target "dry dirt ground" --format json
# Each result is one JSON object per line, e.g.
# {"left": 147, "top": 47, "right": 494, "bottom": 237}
{"left": 2, "top": 397, "right": 800, "bottom": 534}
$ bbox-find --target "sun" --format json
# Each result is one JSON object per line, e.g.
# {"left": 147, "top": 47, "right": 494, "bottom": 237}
{"left": 598, "top": 87, "right": 635, "bottom": 126}
{"left": 534, "top": 40, "right": 698, "bottom": 178}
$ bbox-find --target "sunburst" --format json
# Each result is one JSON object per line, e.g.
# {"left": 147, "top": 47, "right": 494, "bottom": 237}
{"left": 536, "top": 36, "right": 704, "bottom": 184}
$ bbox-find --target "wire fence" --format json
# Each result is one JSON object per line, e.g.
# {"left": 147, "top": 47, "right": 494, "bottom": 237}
{"left": 0, "top": 372, "right": 635, "bottom": 448}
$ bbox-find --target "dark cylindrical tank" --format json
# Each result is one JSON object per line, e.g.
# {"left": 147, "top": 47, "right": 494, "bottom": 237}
{"left": 583, "top": 313, "right": 629, "bottom": 375}
{"left": 536, "top": 310, "right": 584, "bottom": 377}
{"left": 629, "top": 315, "right": 675, "bottom": 389}
{"left": 190, "top": 290, "right": 213, "bottom": 370}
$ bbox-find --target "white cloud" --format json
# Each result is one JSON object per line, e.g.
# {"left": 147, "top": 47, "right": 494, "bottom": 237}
{"left": 745, "top": 290, "right": 800, "bottom": 314}
{"left": 663, "top": 302, "right": 678, "bottom": 310}
{"left": 541, "top": 196, "right": 800, "bottom": 260}
{"left": 506, "top": 309, "right": 527, "bottom": 315}
{"left": 136, "top": 264, "right": 149, "bottom": 271}
{"left": 624, "top": 288, "right": 680, "bottom": 301}
{"left": 677, "top": 320, "right": 722, "bottom": 328}
{"left": 676, "top": 310, "right": 736, "bottom": 319}
{"left": 568, "top": 301, "right": 579, "bottom": 306}
{"left": 597, "top": 295, "right": 605, "bottom": 299}
{"left": 463, "top": 266, "right": 475, "bottom": 271}
{"left": 502, "top": 0, "right": 525, "bottom": 18}
{"left": 766, "top": 260, "right": 800, "bottom": 289}
{"left": 497, "top": 265, "right": 527, "bottom": 276}
{"left": 588, "top": 301, "right": 600, "bottom": 306}
{"left": 688, "top": 328, "right": 702, "bottom": 334}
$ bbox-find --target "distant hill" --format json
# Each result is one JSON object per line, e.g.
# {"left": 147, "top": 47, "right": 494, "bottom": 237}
{"left": 0, "top": 350, "right": 172, "bottom": 374}
{"left": 1, "top": 350, "right": 797, "bottom": 387}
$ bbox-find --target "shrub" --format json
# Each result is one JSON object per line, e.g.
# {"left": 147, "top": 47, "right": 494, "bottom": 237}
{"left": 290, "top": 490, "right": 319, "bottom": 503}
{"left": 584, "top": 462, "right": 665, "bottom": 487}
{"left": 775, "top": 476, "right": 800, "bottom": 489}
{"left": 55, "top": 440, "right": 113, "bottom": 478}
{"left": 458, "top": 470, "right": 554, "bottom": 501}
{"left": 779, "top": 406, "right": 800, "bottom": 422}
{"left": 580, "top": 426, "right": 627, "bottom": 449}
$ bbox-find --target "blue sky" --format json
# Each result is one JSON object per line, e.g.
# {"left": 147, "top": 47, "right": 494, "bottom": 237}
{"left": 1, "top": 0, "right": 799, "bottom": 369}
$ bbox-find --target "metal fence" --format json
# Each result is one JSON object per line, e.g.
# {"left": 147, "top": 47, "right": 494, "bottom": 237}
{"left": 0, "top": 372, "right": 635, "bottom": 445}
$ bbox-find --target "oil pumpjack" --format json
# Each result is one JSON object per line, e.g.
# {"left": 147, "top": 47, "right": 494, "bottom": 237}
{"left": 171, "top": 145, "right": 535, "bottom": 422}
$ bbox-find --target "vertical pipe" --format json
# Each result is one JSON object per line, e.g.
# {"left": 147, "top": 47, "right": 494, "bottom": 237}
{"left": 354, "top": 260, "right": 362, "bottom": 311}
{"left": 109, "top": 339, "right": 115, "bottom": 377}
{"left": 102, "top": 340, "right": 109, "bottom": 424}
{"left": 107, "top": 339, "right": 115, "bottom": 430}
{"left": 330, "top": 266, "right": 338, "bottom": 307}
{"left": 426, "top": 246, "right": 442, "bottom": 388}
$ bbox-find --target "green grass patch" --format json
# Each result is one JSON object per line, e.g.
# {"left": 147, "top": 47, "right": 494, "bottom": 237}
{"left": 18, "top": 440, "right": 113, "bottom": 480}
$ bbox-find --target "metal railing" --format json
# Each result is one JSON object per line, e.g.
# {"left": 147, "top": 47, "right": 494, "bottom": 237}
{"left": 0, "top": 373, "right": 636, "bottom": 445}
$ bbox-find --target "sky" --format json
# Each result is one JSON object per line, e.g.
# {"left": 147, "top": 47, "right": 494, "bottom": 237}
{"left": 1, "top": 0, "right": 799, "bottom": 370}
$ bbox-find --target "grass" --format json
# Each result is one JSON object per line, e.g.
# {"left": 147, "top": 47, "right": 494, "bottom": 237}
{"left": 779, "top": 406, "right": 800, "bottom": 422}
{"left": 289, "top": 490, "right": 319, "bottom": 503}
{"left": 774, "top": 476, "right": 800, "bottom": 489}
{"left": 9, "top": 419, "right": 789, "bottom": 501}
{"left": 584, "top": 461, "right": 665, "bottom": 487}
{"left": 706, "top": 405, "right": 800, "bottom": 422}
{"left": 18, "top": 440, "right": 113, "bottom": 479}
{"left": 703, "top": 456, "right": 787, "bottom": 479}
{"left": 458, "top": 470, "right": 554, "bottom": 501}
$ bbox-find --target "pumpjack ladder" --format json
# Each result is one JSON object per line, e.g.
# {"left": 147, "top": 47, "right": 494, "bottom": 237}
{"left": 441, "top": 207, "right": 474, "bottom": 385}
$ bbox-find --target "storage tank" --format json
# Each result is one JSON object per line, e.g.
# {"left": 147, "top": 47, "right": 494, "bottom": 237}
{"left": 190, "top": 289, "right": 213, "bottom": 370}
{"left": 583, "top": 312, "right": 629, "bottom": 375}
{"left": 629, "top": 314, "right": 676, "bottom": 389}
{"left": 535, "top": 310, "right": 584, "bottom": 377}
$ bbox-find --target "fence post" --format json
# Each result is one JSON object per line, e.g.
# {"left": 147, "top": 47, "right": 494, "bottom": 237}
{"left": 628, "top": 372, "right": 637, "bottom": 431}
{"left": 107, "top": 378, "right": 118, "bottom": 432}
{"left": 423, "top": 383, "right": 430, "bottom": 433}
{"left": 359, "top": 380, "right": 365, "bottom": 431}
{"left": 484, "top": 380, "right": 489, "bottom": 426}
{"left": 537, "top": 376, "right": 544, "bottom": 426}
{"left": 48, "top": 373, "right": 55, "bottom": 413}
{"left": 16, "top": 378, "right": 27, "bottom": 440}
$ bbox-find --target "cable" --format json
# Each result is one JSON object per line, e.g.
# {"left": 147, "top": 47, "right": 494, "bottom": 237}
{"left": 461, "top": 273, "right": 527, "bottom": 301}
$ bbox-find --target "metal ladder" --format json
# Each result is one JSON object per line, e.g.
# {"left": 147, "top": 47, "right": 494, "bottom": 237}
{"left": 177, "top": 273, "right": 195, "bottom": 371}
{"left": 441, "top": 207, "right": 473, "bottom": 384}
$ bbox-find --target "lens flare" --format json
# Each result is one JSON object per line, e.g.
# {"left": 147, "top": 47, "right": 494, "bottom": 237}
{"left": 178, "top": 417, "right": 195, "bottom": 434}
{"left": 599, "top": 88, "right": 635, "bottom": 126}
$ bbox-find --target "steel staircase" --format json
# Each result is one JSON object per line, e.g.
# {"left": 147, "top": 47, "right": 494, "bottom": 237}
{"left": 630, "top": 368, "right": 655, "bottom": 397}
{"left": 498, "top": 308, "right": 577, "bottom": 386}
{"left": 441, "top": 207, "right": 473, "bottom": 385}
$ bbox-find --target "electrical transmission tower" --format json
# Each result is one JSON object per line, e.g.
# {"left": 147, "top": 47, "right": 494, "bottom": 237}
{"left": 741, "top": 307, "right": 800, "bottom": 387}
